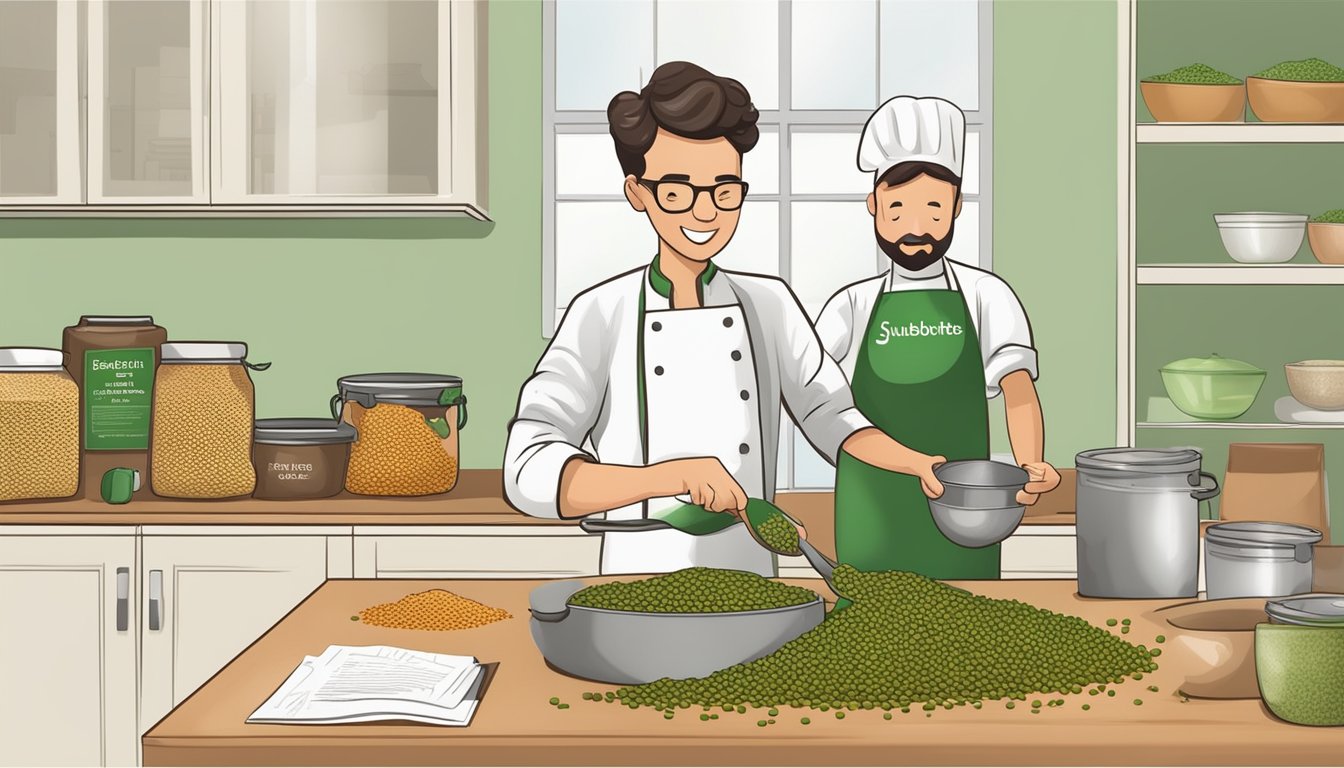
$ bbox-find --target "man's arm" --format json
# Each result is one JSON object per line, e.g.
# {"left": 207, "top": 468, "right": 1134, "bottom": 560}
{"left": 1000, "top": 369, "right": 1060, "bottom": 504}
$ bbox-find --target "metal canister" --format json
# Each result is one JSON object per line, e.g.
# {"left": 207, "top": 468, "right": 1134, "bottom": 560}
{"left": 1205, "top": 522, "right": 1322, "bottom": 600}
{"left": 1075, "top": 447, "right": 1220, "bottom": 599}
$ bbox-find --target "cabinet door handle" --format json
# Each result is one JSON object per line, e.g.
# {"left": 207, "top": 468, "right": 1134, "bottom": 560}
{"left": 148, "top": 570, "right": 163, "bottom": 631}
{"left": 116, "top": 567, "right": 129, "bottom": 632}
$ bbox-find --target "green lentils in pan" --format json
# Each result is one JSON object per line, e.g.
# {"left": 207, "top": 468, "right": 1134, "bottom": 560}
{"left": 756, "top": 511, "right": 802, "bottom": 556}
{"left": 607, "top": 565, "right": 1157, "bottom": 712}
{"left": 567, "top": 567, "right": 817, "bottom": 613}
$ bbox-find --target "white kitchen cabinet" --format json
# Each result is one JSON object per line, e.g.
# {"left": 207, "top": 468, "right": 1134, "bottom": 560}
{"left": 88, "top": 0, "right": 208, "bottom": 203}
{"left": 0, "top": 0, "right": 81, "bottom": 203}
{"left": 137, "top": 527, "right": 345, "bottom": 749}
{"left": 0, "top": 527, "right": 139, "bottom": 768}
{"left": 211, "top": 0, "right": 486, "bottom": 215}
{"left": 354, "top": 526, "right": 601, "bottom": 579}
{"left": 1000, "top": 525, "right": 1077, "bottom": 580}
{"left": 2, "top": 0, "right": 486, "bottom": 217}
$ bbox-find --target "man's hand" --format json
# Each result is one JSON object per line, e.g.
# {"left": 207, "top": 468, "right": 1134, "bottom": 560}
{"left": 1017, "top": 461, "right": 1061, "bottom": 506}
{"left": 918, "top": 454, "right": 946, "bottom": 499}
{"left": 658, "top": 457, "right": 749, "bottom": 516}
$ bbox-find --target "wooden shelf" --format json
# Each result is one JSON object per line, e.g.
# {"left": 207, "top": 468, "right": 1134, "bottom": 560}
{"left": 1138, "top": 421, "right": 1344, "bottom": 430}
{"left": 1137, "top": 123, "right": 1344, "bottom": 144}
{"left": 1137, "top": 264, "right": 1344, "bottom": 285}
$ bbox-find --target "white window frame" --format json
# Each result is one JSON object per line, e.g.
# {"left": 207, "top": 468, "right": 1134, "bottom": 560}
{"left": 541, "top": 0, "right": 993, "bottom": 490}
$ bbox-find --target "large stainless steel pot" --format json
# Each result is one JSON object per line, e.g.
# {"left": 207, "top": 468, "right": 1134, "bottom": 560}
{"left": 528, "top": 580, "right": 824, "bottom": 685}
{"left": 1075, "top": 447, "right": 1220, "bottom": 599}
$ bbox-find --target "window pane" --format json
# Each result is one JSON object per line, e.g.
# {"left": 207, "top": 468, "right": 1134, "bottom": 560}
{"left": 790, "top": 129, "right": 867, "bottom": 195}
{"left": 793, "top": 428, "right": 836, "bottom": 488}
{"left": 743, "top": 127, "right": 778, "bottom": 196}
{"left": 716, "top": 202, "right": 779, "bottom": 276}
{"left": 791, "top": 0, "right": 876, "bottom": 110}
{"left": 104, "top": 0, "right": 194, "bottom": 196}
{"left": 962, "top": 130, "right": 980, "bottom": 196}
{"left": 556, "top": 132, "right": 624, "bottom": 196}
{"left": 879, "top": 0, "right": 978, "bottom": 111}
{"left": 246, "top": 0, "right": 438, "bottom": 196}
{"left": 556, "top": 0, "right": 653, "bottom": 111}
{"left": 657, "top": 0, "right": 779, "bottom": 111}
{"left": 0, "top": 1, "right": 57, "bottom": 196}
{"left": 791, "top": 202, "right": 880, "bottom": 318}
{"left": 555, "top": 202, "right": 653, "bottom": 311}
{"left": 945, "top": 199, "right": 981, "bottom": 268}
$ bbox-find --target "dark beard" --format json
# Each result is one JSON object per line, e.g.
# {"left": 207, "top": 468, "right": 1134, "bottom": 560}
{"left": 876, "top": 221, "right": 955, "bottom": 272}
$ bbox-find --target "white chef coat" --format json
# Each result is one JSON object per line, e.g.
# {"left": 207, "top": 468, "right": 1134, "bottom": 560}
{"left": 816, "top": 257, "right": 1038, "bottom": 399}
{"left": 504, "top": 262, "right": 872, "bottom": 540}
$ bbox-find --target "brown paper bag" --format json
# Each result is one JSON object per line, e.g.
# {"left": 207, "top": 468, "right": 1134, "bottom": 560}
{"left": 1219, "top": 443, "right": 1329, "bottom": 543}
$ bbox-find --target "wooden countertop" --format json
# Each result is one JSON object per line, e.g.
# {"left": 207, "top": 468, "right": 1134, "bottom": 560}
{"left": 0, "top": 468, "right": 1078, "bottom": 538}
{"left": 141, "top": 577, "right": 1337, "bottom": 767}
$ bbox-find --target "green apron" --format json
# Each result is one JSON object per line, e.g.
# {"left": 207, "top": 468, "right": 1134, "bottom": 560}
{"left": 834, "top": 271, "right": 998, "bottom": 591}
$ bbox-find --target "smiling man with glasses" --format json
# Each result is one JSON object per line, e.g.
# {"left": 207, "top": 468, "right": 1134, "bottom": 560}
{"left": 505, "top": 62, "right": 944, "bottom": 577}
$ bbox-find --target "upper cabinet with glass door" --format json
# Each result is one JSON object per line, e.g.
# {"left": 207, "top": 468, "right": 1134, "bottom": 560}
{"left": 0, "top": 0, "right": 82, "bottom": 204}
{"left": 0, "top": 0, "right": 486, "bottom": 217}
{"left": 213, "top": 0, "right": 485, "bottom": 216}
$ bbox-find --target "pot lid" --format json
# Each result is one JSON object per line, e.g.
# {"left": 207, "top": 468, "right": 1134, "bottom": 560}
{"left": 1075, "top": 447, "right": 1203, "bottom": 474}
{"left": 254, "top": 418, "right": 357, "bottom": 446}
{"left": 162, "top": 342, "right": 247, "bottom": 362}
{"left": 1206, "top": 521, "right": 1323, "bottom": 548}
{"left": 0, "top": 347, "right": 64, "bottom": 372}
{"left": 1161, "top": 353, "right": 1265, "bottom": 375}
{"left": 337, "top": 373, "right": 464, "bottom": 406}
{"left": 1265, "top": 594, "right": 1344, "bottom": 627}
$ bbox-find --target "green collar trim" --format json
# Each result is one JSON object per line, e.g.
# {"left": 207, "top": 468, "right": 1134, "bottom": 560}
{"left": 649, "top": 254, "right": 718, "bottom": 301}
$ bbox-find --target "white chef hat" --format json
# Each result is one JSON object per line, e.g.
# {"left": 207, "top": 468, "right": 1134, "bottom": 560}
{"left": 857, "top": 96, "right": 966, "bottom": 183}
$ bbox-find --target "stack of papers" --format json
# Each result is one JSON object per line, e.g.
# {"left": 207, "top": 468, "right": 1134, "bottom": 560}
{"left": 248, "top": 645, "right": 486, "bottom": 727}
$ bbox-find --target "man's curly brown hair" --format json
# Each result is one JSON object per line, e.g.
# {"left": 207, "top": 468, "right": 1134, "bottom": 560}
{"left": 607, "top": 61, "right": 760, "bottom": 178}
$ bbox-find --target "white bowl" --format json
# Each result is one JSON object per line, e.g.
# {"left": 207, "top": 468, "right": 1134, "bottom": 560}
{"left": 1214, "top": 213, "right": 1307, "bottom": 263}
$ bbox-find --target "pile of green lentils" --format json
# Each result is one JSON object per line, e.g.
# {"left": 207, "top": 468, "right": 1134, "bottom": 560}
{"left": 1144, "top": 63, "right": 1241, "bottom": 85}
{"left": 1254, "top": 57, "right": 1344, "bottom": 82}
{"left": 1313, "top": 209, "right": 1344, "bottom": 224}
{"left": 583, "top": 565, "right": 1158, "bottom": 716}
{"left": 567, "top": 567, "right": 816, "bottom": 613}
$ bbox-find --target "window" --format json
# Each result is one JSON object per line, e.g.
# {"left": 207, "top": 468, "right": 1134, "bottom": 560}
{"left": 543, "top": 0, "right": 992, "bottom": 490}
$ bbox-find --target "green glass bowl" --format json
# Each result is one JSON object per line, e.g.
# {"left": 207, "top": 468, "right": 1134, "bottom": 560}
{"left": 1160, "top": 365, "right": 1266, "bottom": 420}
{"left": 1255, "top": 624, "right": 1344, "bottom": 726}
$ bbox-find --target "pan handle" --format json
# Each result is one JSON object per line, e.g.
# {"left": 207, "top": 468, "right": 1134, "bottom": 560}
{"left": 578, "top": 518, "right": 673, "bottom": 534}
{"left": 529, "top": 580, "right": 586, "bottom": 623}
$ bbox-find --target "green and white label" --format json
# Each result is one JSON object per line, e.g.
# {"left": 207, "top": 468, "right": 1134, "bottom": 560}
{"left": 85, "top": 348, "right": 154, "bottom": 450}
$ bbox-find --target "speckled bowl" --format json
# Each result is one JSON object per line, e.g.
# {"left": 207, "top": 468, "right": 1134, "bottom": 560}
{"left": 1286, "top": 361, "right": 1344, "bottom": 411}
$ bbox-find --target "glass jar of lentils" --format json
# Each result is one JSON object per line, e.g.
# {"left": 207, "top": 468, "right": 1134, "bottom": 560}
{"left": 0, "top": 348, "right": 80, "bottom": 501}
{"left": 151, "top": 343, "right": 269, "bottom": 499}
{"left": 332, "top": 373, "right": 467, "bottom": 497}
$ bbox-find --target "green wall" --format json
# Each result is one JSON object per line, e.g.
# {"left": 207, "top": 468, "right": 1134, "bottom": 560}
{"left": 0, "top": 1, "right": 546, "bottom": 469}
{"left": 990, "top": 0, "right": 1119, "bottom": 466}
{"left": 0, "top": 0, "right": 1125, "bottom": 471}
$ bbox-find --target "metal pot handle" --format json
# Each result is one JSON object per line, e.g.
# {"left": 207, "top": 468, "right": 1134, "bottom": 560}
{"left": 529, "top": 580, "right": 586, "bottom": 623}
{"left": 1189, "top": 470, "right": 1220, "bottom": 501}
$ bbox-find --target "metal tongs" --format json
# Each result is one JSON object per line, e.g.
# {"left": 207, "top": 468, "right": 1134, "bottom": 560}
{"left": 740, "top": 499, "right": 845, "bottom": 598}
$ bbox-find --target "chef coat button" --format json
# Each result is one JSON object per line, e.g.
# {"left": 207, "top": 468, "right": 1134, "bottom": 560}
{"left": 723, "top": 316, "right": 734, "bottom": 328}
{"left": 740, "top": 390, "right": 750, "bottom": 401}
{"left": 731, "top": 350, "right": 742, "bottom": 361}
{"left": 651, "top": 321, "right": 662, "bottom": 332}
{"left": 739, "top": 443, "right": 750, "bottom": 455}
{"left": 655, "top": 366, "right": 664, "bottom": 376}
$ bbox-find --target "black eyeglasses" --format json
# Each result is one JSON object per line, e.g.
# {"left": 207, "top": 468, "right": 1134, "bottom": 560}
{"left": 638, "top": 178, "right": 749, "bottom": 213}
